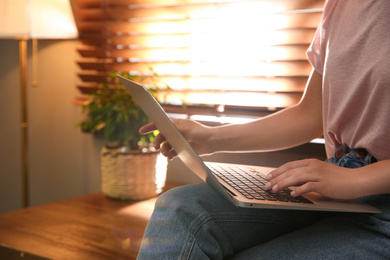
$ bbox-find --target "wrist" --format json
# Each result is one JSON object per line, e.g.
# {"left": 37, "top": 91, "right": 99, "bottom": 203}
{"left": 206, "top": 124, "right": 237, "bottom": 153}
{"left": 354, "top": 161, "right": 390, "bottom": 198}
{"left": 354, "top": 168, "right": 371, "bottom": 198}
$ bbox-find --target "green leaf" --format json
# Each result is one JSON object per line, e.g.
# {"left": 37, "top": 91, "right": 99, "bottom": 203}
{"left": 76, "top": 71, "right": 164, "bottom": 150}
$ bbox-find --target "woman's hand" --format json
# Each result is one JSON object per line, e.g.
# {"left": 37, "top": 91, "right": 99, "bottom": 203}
{"left": 265, "top": 159, "right": 363, "bottom": 200}
{"left": 139, "top": 118, "right": 213, "bottom": 160}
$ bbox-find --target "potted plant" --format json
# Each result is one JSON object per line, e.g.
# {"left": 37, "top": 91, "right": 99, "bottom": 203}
{"left": 78, "top": 72, "right": 167, "bottom": 200}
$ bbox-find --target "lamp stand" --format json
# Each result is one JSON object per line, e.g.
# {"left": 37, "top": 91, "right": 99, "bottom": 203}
{"left": 17, "top": 37, "right": 29, "bottom": 208}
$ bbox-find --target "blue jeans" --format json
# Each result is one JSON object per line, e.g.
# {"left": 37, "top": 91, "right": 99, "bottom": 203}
{"left": 137, "top": 148, "right": 390, "bottom": 259}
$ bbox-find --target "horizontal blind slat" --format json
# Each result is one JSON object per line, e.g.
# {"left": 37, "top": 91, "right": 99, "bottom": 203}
{"left": 77, "top": 60, "right": 312, "bottom": 77}
{"left": 77, "top": 45, "right": 310, "bottom": 60}
{"left": 78, "top": 28, "right": 317, "bottom": 46}
{"left": 76, "top": 12, "right": 322, "bottom": 34}
{"left": 75, "top": 85, "right": 301, "bottom": 109}
{"left": 159, "top": 90, "right": 301, "bottom": 108}
{"left": 77, "top": 76, "right": 308, "bottom": 92}
{"left": 75, "top": 2, "right": 324, "bottom": 21}
{"left": 74, "top": 0, "right": 324, "bottom": 9}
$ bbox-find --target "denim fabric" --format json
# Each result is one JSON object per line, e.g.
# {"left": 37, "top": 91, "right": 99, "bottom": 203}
{"left": 327, "top": 145, "right": 377, "bottom": 168}
{"left": 137, "top": 148, "right": 390, "bottom": 260}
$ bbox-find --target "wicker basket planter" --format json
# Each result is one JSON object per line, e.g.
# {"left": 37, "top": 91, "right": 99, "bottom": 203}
{"left": 101, "top": 146, "right": 167, "bottom": 200}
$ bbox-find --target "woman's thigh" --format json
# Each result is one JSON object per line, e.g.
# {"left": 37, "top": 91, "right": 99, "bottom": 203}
{"left": 228, "top": 211, "right": 390, "bottom": 260}
{"left": 138, "top": 183, "right": 323, "bottom": 259}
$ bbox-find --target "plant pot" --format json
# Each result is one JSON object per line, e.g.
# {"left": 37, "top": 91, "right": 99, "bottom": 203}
{"left": 101, "top": 145, "right": 167, "bottom": 200}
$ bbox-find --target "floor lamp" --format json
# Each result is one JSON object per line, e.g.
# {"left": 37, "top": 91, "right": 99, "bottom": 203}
{"left": 0, "top": 0, "right": 78, "bottom": 207}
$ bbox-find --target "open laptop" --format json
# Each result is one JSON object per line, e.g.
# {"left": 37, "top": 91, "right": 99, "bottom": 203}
{"left": 118, "top": 75, "right": 381, "bottom": 213}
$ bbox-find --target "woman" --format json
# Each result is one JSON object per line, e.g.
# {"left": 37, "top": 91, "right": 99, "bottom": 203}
{"left": 137, "top": 0, "right": 390, "bottom": 259}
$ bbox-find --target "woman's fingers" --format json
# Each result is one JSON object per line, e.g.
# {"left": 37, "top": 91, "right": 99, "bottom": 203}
{"left": 160, "top": 141, "right": 177, "bottom": 160}
{"left": 264, "top": 159, "right": 360, "bottom": 200}
{"left": 140, "top": 118, "right": 209, "bottom": 160}
{"left": 267, "top": 159, "right": 311, "bottom": 180}
{"left": 265, "top": 159, "right": 324, "bottom": 195}
{"left": 153, "top": 133, "right": 166, "bottom": 150}
{"left": 290, "top": 182, "right": 319, "bottom": 197}
{"left": 139, "top": 123, "right": 157, "bottom": 135}
{"left": 270, "top": 171, "right": 318, "bottom": 194}
{"left": 265, "top": 160, "right": 312, "bottom": 189}
{"left": 140, "top": 123, "right": 179, "bottom": 159}
{"left": 140, "top": 123, "right": 174, "bottom": 156}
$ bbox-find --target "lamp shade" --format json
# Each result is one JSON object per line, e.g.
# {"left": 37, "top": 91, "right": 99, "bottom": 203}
{"left": 0, "top": 0, "right": 78, "bottom": 39}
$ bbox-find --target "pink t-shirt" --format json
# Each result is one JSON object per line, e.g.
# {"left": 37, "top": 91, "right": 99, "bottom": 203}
{"left": 306, "top": 0, "right": 390, "bottom": 161}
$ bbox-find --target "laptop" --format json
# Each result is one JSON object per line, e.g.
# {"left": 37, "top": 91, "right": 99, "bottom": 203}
{"left": 118, "top": 75, "right": 381, "bottom": 213}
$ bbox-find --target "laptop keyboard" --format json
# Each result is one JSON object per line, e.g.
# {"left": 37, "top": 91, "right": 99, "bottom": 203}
{"left": 207, "top": 163, "right": 313, "bottom": 204}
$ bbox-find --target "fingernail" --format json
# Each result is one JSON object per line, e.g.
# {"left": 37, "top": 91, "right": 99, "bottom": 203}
{"left": 265, "top": 182, "right": 271, "bottom": 190}
{"left": 291, "top": 191, "right": 296, "bottom": 197}
{"left": 266, "top": 173, "right": 272, "bottom": 180}
{"left": 272, "top": 184, "right": 278, "bottom": 192}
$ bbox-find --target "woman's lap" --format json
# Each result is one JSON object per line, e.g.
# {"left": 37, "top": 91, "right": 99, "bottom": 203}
{"left": 138, "top": 182, "right": 390, "bottom": 259}
{"left": 228, "top": 210, "right": 390, "bottom": 259}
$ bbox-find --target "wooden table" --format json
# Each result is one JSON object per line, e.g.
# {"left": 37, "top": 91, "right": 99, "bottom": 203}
{"left": 0, "top": 183, "right": 179, "bottom": 260}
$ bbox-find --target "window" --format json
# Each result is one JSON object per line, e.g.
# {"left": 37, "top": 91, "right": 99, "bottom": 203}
{"left": 72, "top": 0, "right": 324, "bottom": 121}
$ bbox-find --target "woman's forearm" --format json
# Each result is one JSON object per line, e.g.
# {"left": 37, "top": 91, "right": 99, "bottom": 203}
{"left": 356, "top": 160, "right": 390, "bottom": 197}
{"left": 207, "top": 70, "right": 323, "bottom": 153}
{"left": 207, "top": 105, "right": 322, "bottom": 153}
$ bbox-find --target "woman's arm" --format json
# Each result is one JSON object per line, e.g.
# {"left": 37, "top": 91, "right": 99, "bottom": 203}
{"left": 356, "top": 160, "right": 390, "bottom": 197}
{"left": 206, "top": 69, "right": 323, "bottom": 153}
{"left": 140, "top": 69, "right": 323, "bottom": 158}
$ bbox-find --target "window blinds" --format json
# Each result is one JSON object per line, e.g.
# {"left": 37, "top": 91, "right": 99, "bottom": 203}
{"left": 73, "top": 0, "right": 324, "bottom": 117}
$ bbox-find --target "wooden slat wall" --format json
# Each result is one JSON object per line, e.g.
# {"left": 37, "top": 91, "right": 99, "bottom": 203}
{"left": 73, "top": 0, "right": 325, "bottom": 114}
